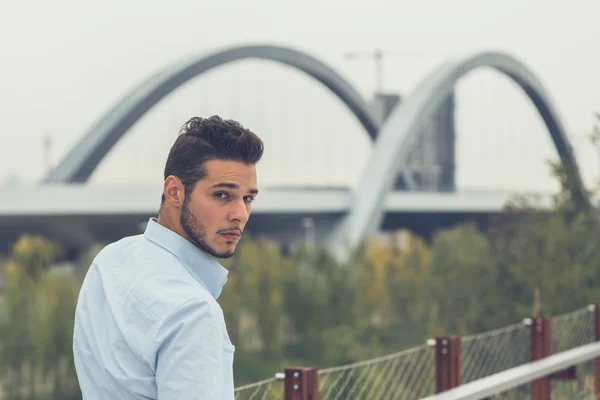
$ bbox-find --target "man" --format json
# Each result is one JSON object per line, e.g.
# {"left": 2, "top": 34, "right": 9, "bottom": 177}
{"left": 73, "top": 116, "right": 263, "bottom": 399}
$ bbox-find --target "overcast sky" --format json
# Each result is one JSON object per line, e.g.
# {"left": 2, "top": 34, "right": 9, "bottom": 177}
{"left": 1, "top": 0, "right": 599, "bottom": 194}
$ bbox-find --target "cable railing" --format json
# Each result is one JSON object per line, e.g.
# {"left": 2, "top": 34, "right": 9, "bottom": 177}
{"left": 318, "top": 344, "right": 435, "bottom": 400}
{"left": 461, "top": 321, "right": 531, "bottom": 384}
{"left": 234, "top": 304, "right": 600, "bottom": 399}
{"left": 552, "top": 306, "right": 595, "bottom": 353}
{"left": 421, "top": 341, "right": 600, "bottom": 400}
{"left": 234, "top": 376, "right": 283, "bottom": 400}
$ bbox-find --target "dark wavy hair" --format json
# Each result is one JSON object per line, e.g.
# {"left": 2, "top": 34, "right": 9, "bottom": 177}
{"left": 160, "top": 115, "right": 264, "bottom": 206}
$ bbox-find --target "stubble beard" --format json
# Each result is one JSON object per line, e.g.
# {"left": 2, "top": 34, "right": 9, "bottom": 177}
{"left": 180, "top": 195, "right": 236, "bottom": 259}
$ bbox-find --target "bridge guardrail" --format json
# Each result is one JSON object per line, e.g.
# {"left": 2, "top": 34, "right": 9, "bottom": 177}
{"left": 234, "top": 304, "right": 600, "bottom": 399}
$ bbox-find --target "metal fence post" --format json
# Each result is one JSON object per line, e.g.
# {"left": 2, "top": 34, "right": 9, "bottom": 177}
{"left": 284, "top": 367, "right": 319, "bottom": 400}
{"left": 435, "top": 336, "right": 461, "bottom": 393}
{"left": 530, "top": 315, "right": 576, "bottom": 400}
{"left": 531, "top": 316, "right": 552, "bottom": 400}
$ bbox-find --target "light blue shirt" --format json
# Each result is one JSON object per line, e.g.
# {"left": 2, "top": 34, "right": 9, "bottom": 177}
{"left": 73, "top": 218, "right": 235, "bottom": 399}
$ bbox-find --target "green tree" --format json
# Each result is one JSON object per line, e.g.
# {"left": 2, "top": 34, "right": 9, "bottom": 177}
{"left": 0, "top": 235, "right": 64, "bottom": 399}
{"left": 353, "top": 232, "right": 433, "bottom": 350}
{"left": 220, "top": 234, "right": 291, "bottom": 384}
{"left": 0, "top": 256, "right": 36, "bottom": 399}
{"left": 36, "top": 268, "right": 81, "bottom": 399}
{"left": 428, "top": 223, "right": 498, "bottom": 335}
{"left": 0, "top": 235, "right": 82, "bottom": 399}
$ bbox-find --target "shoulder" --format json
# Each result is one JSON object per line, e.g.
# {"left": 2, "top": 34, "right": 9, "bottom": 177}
{"left": 160, "top": 296, "right": 224, "bottom": 329}
{"left": 92, "top": 234, "right": 215, "bottom": 321}
{"left": 152, "top": 295, "right": 227, "bottom": 351}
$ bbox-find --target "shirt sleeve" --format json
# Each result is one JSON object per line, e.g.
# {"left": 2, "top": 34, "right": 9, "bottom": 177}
{"left": 153, "top": 297, "right": 226, "bottom": 399}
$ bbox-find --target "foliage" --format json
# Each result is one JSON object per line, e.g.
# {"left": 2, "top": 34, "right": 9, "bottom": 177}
{"left": 0, "top": 235, "right": 81, "bottom": 399}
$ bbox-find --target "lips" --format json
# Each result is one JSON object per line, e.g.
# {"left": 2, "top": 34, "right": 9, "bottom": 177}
{"left": 220, "top": 231, "right": 241, "bottom": 240}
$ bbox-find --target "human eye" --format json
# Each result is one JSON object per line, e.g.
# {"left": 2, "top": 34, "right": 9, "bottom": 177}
{"left": 244, "top": 195, "right": 255, "bottom": 203}
{"left": 214, "top": 192, "right": 230, "bottom": 200}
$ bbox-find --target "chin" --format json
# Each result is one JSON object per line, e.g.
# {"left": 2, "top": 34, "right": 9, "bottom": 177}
{"left": 213, "top": 251, "right": 235, "bottom": 259}
{"left": 210, "top": 245, "right": 236, "bottom": 259}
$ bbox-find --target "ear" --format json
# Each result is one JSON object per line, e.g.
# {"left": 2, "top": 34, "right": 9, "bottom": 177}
{"left": 163, "top": 175, "right": 185, "bottom": 209}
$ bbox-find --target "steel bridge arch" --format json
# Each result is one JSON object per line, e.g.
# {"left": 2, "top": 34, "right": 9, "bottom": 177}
{"left": 327, "top": 51, "right": 590, "bottom": 260}
{"left": 44, "top": 44, "right": 381, "bottom": 183}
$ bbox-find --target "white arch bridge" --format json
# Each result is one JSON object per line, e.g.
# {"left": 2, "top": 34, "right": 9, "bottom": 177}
{"left": 0, "top": 44, "right": 590, "bottom": 257}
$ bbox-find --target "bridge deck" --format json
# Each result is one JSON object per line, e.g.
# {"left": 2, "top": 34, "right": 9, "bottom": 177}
{"left": 0, "top": 185, "right": 553, "bottom": 253}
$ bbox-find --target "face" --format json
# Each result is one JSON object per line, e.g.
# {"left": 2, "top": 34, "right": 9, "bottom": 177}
{"left": 179, "top": 159, "right": 258, "bottom": 259}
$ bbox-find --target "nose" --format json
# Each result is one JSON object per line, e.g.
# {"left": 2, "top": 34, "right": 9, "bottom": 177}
{"left": 229, "top": 199, "right": 250, "bottom": 224}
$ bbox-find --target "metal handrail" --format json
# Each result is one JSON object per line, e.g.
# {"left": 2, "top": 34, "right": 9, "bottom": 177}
{"left": 420, "top": 341, "right": 600, "bottom": 400}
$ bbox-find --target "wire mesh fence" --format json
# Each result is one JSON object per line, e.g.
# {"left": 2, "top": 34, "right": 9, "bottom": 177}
{"left": 482, "top": 359, "right": 596, "bottom": 400}
{"left": 461, "top": 321, "right": 531, "bottom": 384}
{"left": 318, "top": 344, "right": 435, "bottom": 400}
{"left": 233, "top": 305, "right": 599, "bottom": 399}
{"left": 553, "top": 306, "right": 595, "bottom": 354}
{"left": 234, "top": 377, "right": 283, "bottom": 400}
{"left": 551, "top": 307, "right": 597, "bottom": 400}
{"left": 463, "top": 306, "right": 598, "bottom": 399}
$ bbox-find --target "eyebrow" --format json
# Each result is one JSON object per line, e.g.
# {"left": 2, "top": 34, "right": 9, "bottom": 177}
{"left": 211, "top": 182, "right": 259, "bottom": 195}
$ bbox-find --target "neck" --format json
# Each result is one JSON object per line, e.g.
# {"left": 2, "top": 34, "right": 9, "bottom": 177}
{"left": 157, "top": 209, "right": 186, "bottom": 239}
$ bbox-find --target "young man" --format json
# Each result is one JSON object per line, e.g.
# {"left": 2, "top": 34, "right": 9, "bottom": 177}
{"left": 73, "top": 116, "right": 263, "bottom": 399}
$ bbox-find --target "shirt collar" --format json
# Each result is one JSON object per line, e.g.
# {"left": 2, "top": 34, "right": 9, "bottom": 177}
{"left": 143, "top": 217, "right": 229, "bottom": 300}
